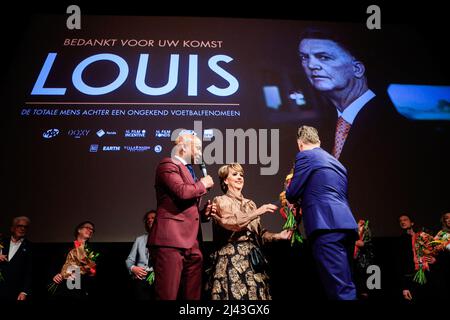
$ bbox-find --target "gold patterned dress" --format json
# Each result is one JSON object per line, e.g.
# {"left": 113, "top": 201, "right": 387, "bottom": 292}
{"left": 208, "top": 191, "right": 273, "bottom": 300}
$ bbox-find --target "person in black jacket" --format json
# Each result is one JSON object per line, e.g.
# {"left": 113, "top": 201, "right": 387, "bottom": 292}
{"left": 0, "top": 216, "right": 32, "bottom": 301}
{"left": 395, "top": 214, "right": 435, "bottom": 302}
{"left": 396, "top": 214, "right": 416, "bottom": 301}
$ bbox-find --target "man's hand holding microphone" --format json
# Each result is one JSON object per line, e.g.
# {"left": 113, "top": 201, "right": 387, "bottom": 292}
{"left": 199, "top": 162, "right": 214, "bottom": 191}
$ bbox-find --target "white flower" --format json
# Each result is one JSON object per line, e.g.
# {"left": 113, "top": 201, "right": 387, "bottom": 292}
{"left": 144, "top": 266, "right": 153, "bottom": 272}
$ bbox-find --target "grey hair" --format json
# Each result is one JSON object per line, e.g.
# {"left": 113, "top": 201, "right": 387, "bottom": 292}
{"left": 12, "top": 216, "right": 31, "bottom": 226}
{"left": 297, "top": 125, "right": 320, "bottom": 144}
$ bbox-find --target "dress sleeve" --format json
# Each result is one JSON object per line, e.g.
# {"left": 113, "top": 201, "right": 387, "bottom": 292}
{"left": 212, "top": 197, "right": 258, "bottom": 232}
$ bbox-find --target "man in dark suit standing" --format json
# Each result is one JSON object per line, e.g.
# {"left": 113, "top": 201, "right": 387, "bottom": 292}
{"left": 148, "top": 133, "right": 214, "bottom": 300}
{"left": 0, "top": 216, "right": 32, "bottom": 301}
{"left": 286, "top": 126, "right": 358, "bottom": 300}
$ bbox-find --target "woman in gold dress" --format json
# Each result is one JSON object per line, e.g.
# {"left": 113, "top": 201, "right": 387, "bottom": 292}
{"left": 208, "top": 163, "right": 292, "bottom": 300}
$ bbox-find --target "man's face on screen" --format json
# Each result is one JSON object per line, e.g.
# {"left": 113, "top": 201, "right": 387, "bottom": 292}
{"left": 299, "top": 39, "right": 356, "bottom": 92}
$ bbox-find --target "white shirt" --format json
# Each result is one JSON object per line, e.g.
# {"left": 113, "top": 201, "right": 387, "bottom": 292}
{"left": 8, "top": 238, "right": 24, "bottom": 260}
{"left": 174, "top": 155, "right": 188, "bottom": 166}
{"left": 337, "top": 89, "right": 376, "bottom": 125}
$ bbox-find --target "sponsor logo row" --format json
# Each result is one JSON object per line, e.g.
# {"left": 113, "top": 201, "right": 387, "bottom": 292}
{"left": 89, "top": 144, "right": 163, "bottom": 153}
{"left": 42, "top": 129, "right": 172, "bottom": 139}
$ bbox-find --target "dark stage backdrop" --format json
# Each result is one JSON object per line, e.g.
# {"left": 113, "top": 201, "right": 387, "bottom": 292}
{"left": 1, "top": 14, "right": 449, "bottom": 241}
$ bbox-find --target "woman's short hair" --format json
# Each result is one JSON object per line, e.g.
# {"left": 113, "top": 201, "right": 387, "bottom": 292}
{"left": 218, "top": 163, "right": 244, "bottom": 193}
{"left": 74, "top": 221, "right": 95, "bottom": 239}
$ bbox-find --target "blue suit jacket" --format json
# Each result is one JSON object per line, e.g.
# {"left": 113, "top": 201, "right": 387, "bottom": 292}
{"left": 286, "top": 147, "right": 357, "bottom": 236}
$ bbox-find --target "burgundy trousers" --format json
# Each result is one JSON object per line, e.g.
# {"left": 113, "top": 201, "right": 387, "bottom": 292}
{"left": 151, "top": 240, "right": 203, "bottom": 300}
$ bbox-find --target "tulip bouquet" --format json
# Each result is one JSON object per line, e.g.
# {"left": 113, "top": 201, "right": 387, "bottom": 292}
{"left": 279, "top": 169, "right": 303, "bottom": 246}
{"left": 431, "top": 230, "right": 450, "bottom": 252}
{"left": 145, "top": 266, "right": 155, "bottom": 285}
{"left": 354, "top": 220, "right": 370, "bottom": 259}
{"left": 0, "top": 241, "right": 4, "bottom": 282}
{"left": 48, "top": 240, "right": 99, "bottom": 295}
{"left": 412, "top": 231, "right": 435, "bottom": 285}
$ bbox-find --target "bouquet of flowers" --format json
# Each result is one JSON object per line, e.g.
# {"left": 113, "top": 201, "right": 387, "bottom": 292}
{"left": 430, "top": 230, "right": 450, "bottom": 253}
{"left": 144, "top": 266, "right": 155, "bottom": 285}
{"left": 84, "top": 242, "right": 99, "bottom": 276}
{"left": 279, "top": 169, "right": 303, "bottom": 246}
{"left": 47, "top": 279, "right": 59, "bottom": 295}
{"left": 354, "top": 220, "right": 370, "bottom": 259}
{"left": 48, "top": 240, "right": 99, "bottom": 295}
{"left": 0, "top": 241, "right": 4, "bottom": 282}
{"left": 412, "top": 231, "right": 435, "bottom": 285}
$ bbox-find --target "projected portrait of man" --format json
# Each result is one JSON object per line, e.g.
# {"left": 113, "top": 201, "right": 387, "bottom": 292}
{"left": 296, "top": 26, "right": 409, "bottom": 236}
{"left": 299, "top": 27, "right": 374, "bottom": 160}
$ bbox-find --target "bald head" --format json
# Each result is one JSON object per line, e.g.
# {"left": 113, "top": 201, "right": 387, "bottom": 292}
{"left": 174, "top": 134, "right": 202, "bottom": 164}
{"left": 175, "top": 133, "right": 197, "bottom": 146}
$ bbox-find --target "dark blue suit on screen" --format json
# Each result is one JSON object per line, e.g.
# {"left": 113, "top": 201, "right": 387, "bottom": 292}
{"left": 286, "top": 147, "right": 358, "bottom": 300}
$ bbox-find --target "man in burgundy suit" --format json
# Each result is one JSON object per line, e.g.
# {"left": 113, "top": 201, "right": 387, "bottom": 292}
{"left": 148, "top": 133, "right": 214, "bottom": 300}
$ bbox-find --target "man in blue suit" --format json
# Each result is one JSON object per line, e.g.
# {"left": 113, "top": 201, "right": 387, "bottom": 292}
{"left": 286, "top": 125, "right": 358, "bottom": 300}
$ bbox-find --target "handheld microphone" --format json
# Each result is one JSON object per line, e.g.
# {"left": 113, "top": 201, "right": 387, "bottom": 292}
{"left": 199, "top": 162, "right": 211, "bottom": 191}
{"left": 199, "top": 162, "right": 208, "bottom": 177}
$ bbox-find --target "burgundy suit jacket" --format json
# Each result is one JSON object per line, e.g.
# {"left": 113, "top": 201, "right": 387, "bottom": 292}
{"left": 148, "top": 157, "right": 207, "bottom": 249}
